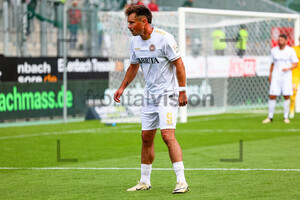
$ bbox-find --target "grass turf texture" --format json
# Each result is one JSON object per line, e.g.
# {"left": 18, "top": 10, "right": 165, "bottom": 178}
{"left": 1, "top": 113, "right": 300, "bottom": 199}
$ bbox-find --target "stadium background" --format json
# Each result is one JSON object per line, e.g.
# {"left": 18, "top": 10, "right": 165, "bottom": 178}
{"left": 1, "top": 0, "right": 300, "bottom": 122}
{"left": 0, "top": 0, "right": 300, "bottom": 199}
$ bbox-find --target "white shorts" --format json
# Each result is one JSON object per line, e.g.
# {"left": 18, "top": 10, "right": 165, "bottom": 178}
{"left": 141, "top": 96, "right": 178, "bottom": 131}
{"left": 269, "top": 78, "right": 293, "bottom": 96}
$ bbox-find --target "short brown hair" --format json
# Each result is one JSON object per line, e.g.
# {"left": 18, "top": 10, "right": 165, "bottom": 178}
{"left": 279, "top": 34, "right": 287, "bottom": 40}
{"left": 125, "top": 5, "right": 152, "bottom": 24}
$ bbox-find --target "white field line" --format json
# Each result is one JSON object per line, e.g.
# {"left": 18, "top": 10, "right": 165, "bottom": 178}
{"left": 0, "top": 115, "right": 277, "bottom": 140}
{"left": 1, "top": 128, "right": 300, "bottom": 140}
{"left": 188, "top": 114, "right": 265, "bottom": 122}
{"left": 179, "top": 129, "right": 300, "bottom": 133}
{"left": 0, "top": 125, "right": 138, "bottom": 140}
{"left": 0, "top": 167, "right": 300, "bottom": 172}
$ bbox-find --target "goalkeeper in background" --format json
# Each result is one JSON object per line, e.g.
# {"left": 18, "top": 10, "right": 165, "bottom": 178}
{"left": 290, "top": 36, "right": 300, "bottom": 118}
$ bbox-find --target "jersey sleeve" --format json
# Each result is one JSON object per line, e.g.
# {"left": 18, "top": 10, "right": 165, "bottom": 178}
{"left": 270, "top": 49, "right": 275, "bottom": 64}
{"left": 291, "top": 48, "right": 299, "bottom": 63}
{"left": 163, "top": 35, "right": 181, "bottom": 62}
{"left": 130, "top": 39, "right": 139, "bottom": 64}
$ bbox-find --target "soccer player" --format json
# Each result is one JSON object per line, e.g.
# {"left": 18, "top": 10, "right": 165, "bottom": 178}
{"left": 114, "top": 5, "right": 189, "bottom": 194}
{"left": 262, "top": 34, "right": 298, "bottom": 124}
{"left": 290, "top": 36, "right": 300, "bottom": 118}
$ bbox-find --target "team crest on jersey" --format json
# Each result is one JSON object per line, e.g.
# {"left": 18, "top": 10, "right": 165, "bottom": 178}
{"left": 149, "top": 44, "right": 156, "bottom": 51}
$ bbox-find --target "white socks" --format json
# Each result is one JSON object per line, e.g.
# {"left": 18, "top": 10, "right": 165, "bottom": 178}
{"left": 284, "top": 99, "right": 290, "bottom": 119}
{"left": 268, "top": 99, "right": 276, "bottom": 119}
{"left": 268, "top": 99, "right": 290, "bottom": 119}
{"left": 140, "top": 162, "right": 187, "bottom": 184}
{"left": 140, "top": 164, "right": 152, "bottom": 184}
{"left": 173, "top": 161, "right": 187, "bottom": 183}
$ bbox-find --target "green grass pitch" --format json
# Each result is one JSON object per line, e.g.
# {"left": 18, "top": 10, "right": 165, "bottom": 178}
{"left": 1, "top": 113, "right": 300, "bottom": 199}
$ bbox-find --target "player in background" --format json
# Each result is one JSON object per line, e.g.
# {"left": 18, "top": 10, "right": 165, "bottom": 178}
{"left": 114, "top": 5, "right": 189, "bottom": 194}
{"left": 263, "top": 34, "right": 298, "bottom": 124}
{"left": 236, "top": 25, "right": 248, "bottom": 58}
{"left": 289, "top": 36, "right": 300, "bottom": 118}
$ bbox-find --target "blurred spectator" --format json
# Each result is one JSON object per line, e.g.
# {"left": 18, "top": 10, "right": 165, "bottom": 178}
{"left": 148, "top": 0, "right": 159, "bottom": 11}
{"left": 118, "top": 0, "right": 128, "bottom": 10}
{"left": 182, "top": 0, "right": 193, "bottom": 7}
{"left": 212, "top": 29, "right": 227, "bottom": 55}
{"left": 236, "top": 25, "right": 248, "bottom": 58}
{"left": 68, "top": 1, "right": 82, "bottom": 48}
{"left": 26, "top": 0, "right": 37, "bottom": 35}
{"left": 136, "top": 0, "right": 144, "bottom": 5}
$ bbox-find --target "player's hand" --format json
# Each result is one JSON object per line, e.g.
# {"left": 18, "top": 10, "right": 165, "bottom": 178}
{"left": 178, "top": 91, "right": 188, "bottom": 106}
{"left": 282, "top": 68, "right": 290, "bottom": 72}
{"left": 114, "top": 88, "right": 124, "bottom": 103}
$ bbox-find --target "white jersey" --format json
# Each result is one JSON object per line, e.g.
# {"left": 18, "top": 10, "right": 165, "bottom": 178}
{"left": 130, "top": 27, "right": 181, "bottom": 99}
{"left": 271, "top": 45, "right": 298, "bottom": 80}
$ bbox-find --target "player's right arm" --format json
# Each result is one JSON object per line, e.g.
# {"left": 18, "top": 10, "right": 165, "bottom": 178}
{"left": 114, "top": 38, "right": 140, "bottom": 103}
{"left": 269, "top": 63, "right": 274, "bottom": 84}
{"left": 269, "top": 49, "right": 275, "bottom": 84}
{"left": 114, "top": 63, "right": 140, "bottom": 103}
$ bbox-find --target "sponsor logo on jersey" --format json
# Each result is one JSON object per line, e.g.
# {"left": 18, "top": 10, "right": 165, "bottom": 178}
{"left": 137, "top": 57, "right": 159, "bottom": 64}
{"left": 149, "top": 44, "right": 155, "bottom": 51}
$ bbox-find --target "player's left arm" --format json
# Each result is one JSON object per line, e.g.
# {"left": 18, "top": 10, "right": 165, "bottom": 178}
{"left": 282, "top": 63, "right": 298, "bottom": 72}
{"left": 283, "top": 50, "right": 299, "bottom": 72}
{"left": 164, "top": 34, "right": 188, "bottom": 106}
{"left": 172, "top": 58, "right": 188, "bottom": 107}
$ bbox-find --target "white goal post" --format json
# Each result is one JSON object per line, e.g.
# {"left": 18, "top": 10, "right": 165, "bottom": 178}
{"left": 178, "top": 7, "right": 300, "bottom": 123}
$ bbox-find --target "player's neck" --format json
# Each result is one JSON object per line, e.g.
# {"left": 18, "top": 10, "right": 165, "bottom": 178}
{"left": 279, "top": 45, "right": 286, "bottom": 50}
{"left": 141, "top": 26, "right": 154, "bottom": 40}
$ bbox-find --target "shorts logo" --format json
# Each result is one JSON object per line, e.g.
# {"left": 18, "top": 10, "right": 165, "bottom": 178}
{"left": 149, "top": 44, "right": 155, "bottom": 51}
{"left": 167, "top": 112, "right": 173, "bottom": 125}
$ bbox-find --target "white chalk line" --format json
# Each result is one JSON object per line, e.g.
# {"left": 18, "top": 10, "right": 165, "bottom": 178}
{"left": 0, "top": 115, "right": 264, "bottom": 140}
{"left": 1, "top": 128, "right": 300, "bottom": 140}
{"left": 184, "top": 129, "right": 300, "bottom": 133}
{"left": 188, "top": 114, "right": 265, "bottom": 122}
{"left": 0, "top": 124, "right": 140, "bottom": 140}
{"left": 0, "top": 167, "right": 300, "bottom": 172}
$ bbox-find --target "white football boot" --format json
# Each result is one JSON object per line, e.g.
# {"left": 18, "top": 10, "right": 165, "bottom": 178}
{"left": 172, "top": 182, "right": 189, "bottom": 194}
{"left": 126, "top": 182, "right": 151, "bottom": 192}
{"left": 262, "top": 118, "right": 272, "bottom": 124}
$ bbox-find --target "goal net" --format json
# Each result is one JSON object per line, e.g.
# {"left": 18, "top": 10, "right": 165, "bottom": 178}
{"left": 178, "top": 8, "right": 299, "bottom": 122}
{"left": 97, "top": 9, "right": 300, "bottom": 123}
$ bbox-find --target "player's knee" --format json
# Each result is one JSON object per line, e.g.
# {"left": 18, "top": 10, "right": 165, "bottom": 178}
{"left": 141, "top": 135, "right": 154, "bottom": 146}
{"left": 161, "top": 133, "right": 176, "bottom": 146}
{"left": 269, "top": 95, "right": 276, "bottom": 100}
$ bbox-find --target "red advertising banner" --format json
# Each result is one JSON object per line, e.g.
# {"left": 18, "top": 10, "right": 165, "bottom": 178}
{"left": 229, "top": 58, "right": 256, "bottom": 77}
{"left": 271, "top": 27, "right": 294, "bottom": 47}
